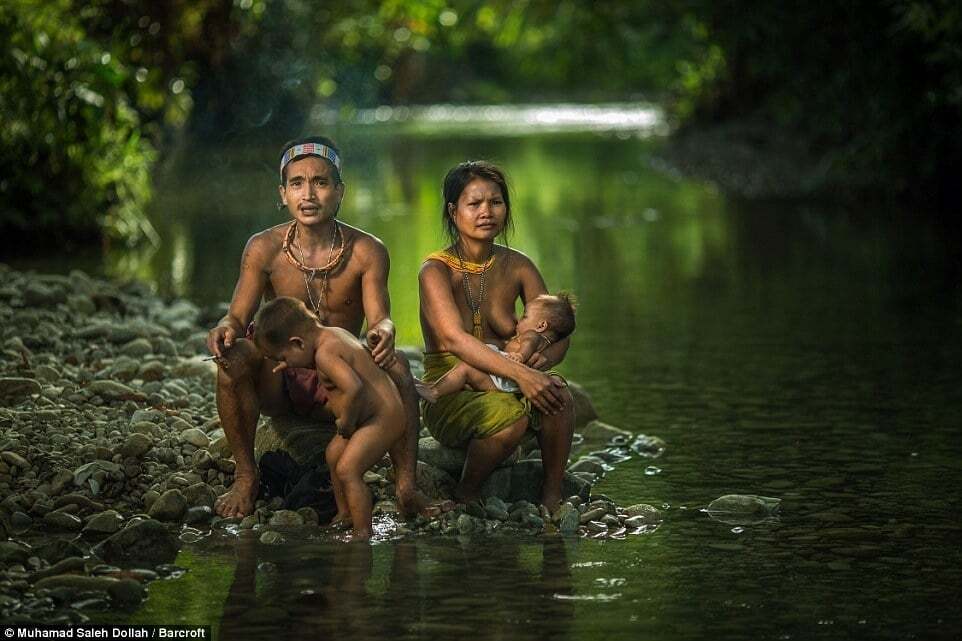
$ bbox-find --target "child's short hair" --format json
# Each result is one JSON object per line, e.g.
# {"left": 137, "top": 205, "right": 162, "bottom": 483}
{"left": 253, "top": 297, "right": 317, "bottom": 350}
{"left": 534, "top": 291, "right": 577, "bottom": 339}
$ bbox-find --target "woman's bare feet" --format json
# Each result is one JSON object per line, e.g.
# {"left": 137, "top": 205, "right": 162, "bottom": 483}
{"left": 214, "top": 473, "right": 259, "bottom": 518}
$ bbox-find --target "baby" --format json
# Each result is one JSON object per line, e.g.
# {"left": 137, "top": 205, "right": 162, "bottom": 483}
{"left": 417, "top": 292, "right": 576, "bottom": 402}
{"left": 252, "top": 297, "right": 405, "bottom": 539}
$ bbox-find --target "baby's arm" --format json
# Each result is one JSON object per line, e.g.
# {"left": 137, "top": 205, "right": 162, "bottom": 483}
{"left": 506, "top": 331, "right": 544, "bottom": 363}
{"left": 315, "top": 342, "right": 364, "bottom": 437}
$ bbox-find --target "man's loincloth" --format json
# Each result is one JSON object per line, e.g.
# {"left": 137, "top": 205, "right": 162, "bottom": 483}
{"left": 247, "top": 322, "right": 328, "bottom": 416}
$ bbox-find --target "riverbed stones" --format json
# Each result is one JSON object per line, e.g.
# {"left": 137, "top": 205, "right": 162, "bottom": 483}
{"left": 43, "top": 511, "right": 83, "bottom": 531}
{"left": 578, "top": 420, "right": 633, "bottom": 450}
{"left": 183, "top": 482, "right": 217, "bottom": 508}
{"left": 184, "top": 506, "right": 213, "bottom": 525}
{"left": 119, "top": 433, "right": 153, "bottom": 459}
{"left": 84, "top": 510, "right": 125, "bottom": 535}
{"left": 0, "top": 377, "right": 42, "bottom": 405}
{"left": 33, "top": 575, "right": 144, "bottom": 606}
{"left": 92, "top": 519, "right": 180, "bottom": 566}
{"left": 87, "top": 380, "right": 146, "bottom": 402}
{"left": 268, "top": 510, "right": 305, "bottom": 527}
{"left": 180, "top": 428, "right": 210, "bottom": 449}
{"left": 147, "top": 489, "right": 187, "bottom": 522}
{"left": 624, "top": 504, "right": 663, "bottom": 525}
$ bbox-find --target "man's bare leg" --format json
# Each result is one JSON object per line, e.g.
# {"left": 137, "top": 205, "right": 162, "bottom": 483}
{"left": 213, "top": 339, "right": 287, "bottom": 518}
{"left": 536, "top": 381, "right": 575, "bottom": 511}
{"left": 416, "top": 362, "right": 498, "bottom": 402}
{"left": 384, "top": 355, "right": 431, "bottom": 517}
{"left": 325, "top": 436, "right": 351, "bottom": 527}
{"left": 456, "top": 416, "right": 529, "bottom": 503}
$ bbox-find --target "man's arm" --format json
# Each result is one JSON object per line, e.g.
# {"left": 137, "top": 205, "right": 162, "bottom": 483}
{"left": 207, "top": 234, "right": 271, "bottom": 357}
{"left": 358, "top": 236, "right": 397, "bottom": 369}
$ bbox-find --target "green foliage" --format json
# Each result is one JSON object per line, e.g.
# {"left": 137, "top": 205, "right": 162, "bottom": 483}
{"left": 0, "top": 0, "right": 157, "bottom": 246}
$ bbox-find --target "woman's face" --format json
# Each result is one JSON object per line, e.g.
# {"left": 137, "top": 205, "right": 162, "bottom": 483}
{"left": 449, "top": 178, "right": 507, "bottom": 242}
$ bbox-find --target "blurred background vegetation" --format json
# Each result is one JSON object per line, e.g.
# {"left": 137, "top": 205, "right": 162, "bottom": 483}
{"left": 2, "top": 0, "right": 960, "bottom": 249}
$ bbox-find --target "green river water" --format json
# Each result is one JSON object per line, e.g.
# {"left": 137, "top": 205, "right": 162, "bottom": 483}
{"left": 27, "top": 109, "right": 962, "bottom": 639}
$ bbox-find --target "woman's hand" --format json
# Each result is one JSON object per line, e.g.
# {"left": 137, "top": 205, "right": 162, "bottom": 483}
{"left": 516, "top": 367, "right": 567, "bottom": 415}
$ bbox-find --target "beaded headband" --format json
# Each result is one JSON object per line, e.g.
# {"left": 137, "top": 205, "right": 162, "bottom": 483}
{"left": 279, "top": 143, "right": 342, "bottom": 179}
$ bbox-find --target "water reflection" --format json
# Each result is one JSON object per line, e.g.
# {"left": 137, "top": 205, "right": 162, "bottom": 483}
{"left": 217, "top": 534, "right": 576, "bottom": 641}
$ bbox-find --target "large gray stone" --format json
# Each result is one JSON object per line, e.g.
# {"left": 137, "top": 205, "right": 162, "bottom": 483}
{"left": 183, "top": 482, "right": 217, "bottom": 509}
{"left": 568, "top": 381, "right": 599, "bottom": 430}
{"left": 119, "top": 433, "right": 153, "bottom": 459}
{"left": 417, "top": 436, "right": 520, "bottom": 476}
{"left": 0, "top": 378, "right": 42, "bottom": 405}
{"left": 504, "top": 460, "right": 591, "bottom": 504}
{"left": 254, "top": 414, "right": 336, "bottom": 467}
{"left": 147, "top": 489, "right": 187, "bottom": 522}
{"left": 92, "top": 519, "right": 180, "bottom": 566}
{"left": 84, "top": 510, "right": 125, "bottom": 535}
{"left": 34, "top": 575, "right": 144, "bottom": 606}
{"left": 577, "top": 420, "right": 633, "bottom": 451}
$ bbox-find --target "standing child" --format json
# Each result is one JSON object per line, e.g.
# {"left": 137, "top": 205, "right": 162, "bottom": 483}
{"left": 252, "top": 297, "right": 405, "bottom": 539}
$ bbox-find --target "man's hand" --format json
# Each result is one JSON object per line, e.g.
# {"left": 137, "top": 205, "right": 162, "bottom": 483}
{"left": 207, "top": 325, "right": 237, "bottom": 359}
{"left": 366, "top": 325, "right": 397, "bottom": 369}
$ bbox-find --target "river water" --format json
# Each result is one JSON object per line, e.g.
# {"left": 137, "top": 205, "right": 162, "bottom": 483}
{"left": 48, "top": 106, "right": 962, "bottom": 638}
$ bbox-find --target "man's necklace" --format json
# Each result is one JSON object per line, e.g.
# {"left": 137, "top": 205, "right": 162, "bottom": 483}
{"left": 456, "top": 244, "right": 490, "bottom": 340}
{"left": 287, "top": 221, "right": 343, "bottom": 323}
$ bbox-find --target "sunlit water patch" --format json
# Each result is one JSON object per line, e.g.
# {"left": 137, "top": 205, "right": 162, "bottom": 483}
{"left": 312, "top": 102, "right": 666, "bottom": 136}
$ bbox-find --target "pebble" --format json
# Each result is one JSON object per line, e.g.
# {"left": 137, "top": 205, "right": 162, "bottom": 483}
{"left": 259, "top": 531, "right": 285, "bottom": 545}
{"left": 268, "top": 510, "right": 305, "bottom": 527}
{"left": 180, "top": 429, "right": 210, "bottom": 448}
{"left": 43, "top": 512, "right": 83, "bottom": 531}
{"left": 119, "top": 433, "right": 153, "bottom": 459}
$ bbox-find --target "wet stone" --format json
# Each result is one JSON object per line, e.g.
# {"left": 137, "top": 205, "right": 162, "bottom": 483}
{"left": 268, "top": 510, "right": 304, "bottom": 527}
{"left": 147, "top": 489, "right": 187, "bottom": 522}
{"left": 43, "top": 512, "right": 83, "bottom": 531}
{"left": 259, "top": 531, "right": 285, "bottom": 545}
{"left": 119, "top": 433, "right": 153, "bottom": 459}
{"left": 84, "top": 510, "right": 125, "bottom": 535}
{"left": 184, "top": 506, "right": 213, "bottom": 525}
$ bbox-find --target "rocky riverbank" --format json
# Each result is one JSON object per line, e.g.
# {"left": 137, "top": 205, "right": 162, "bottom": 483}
{"left": 0, "top": 265, "right": 667, "bottom": 622}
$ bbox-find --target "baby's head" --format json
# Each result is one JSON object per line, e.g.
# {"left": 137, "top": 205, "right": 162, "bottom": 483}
{"left": 252, "top": 297, "right": 318, "bottom": 368}
{"left": 517, "top": 291, "right": 577, "bottom": 341}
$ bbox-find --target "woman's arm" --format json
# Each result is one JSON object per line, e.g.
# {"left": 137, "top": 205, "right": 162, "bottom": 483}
{"left": 419, "top": 261, "right": 566, "bottom": 414}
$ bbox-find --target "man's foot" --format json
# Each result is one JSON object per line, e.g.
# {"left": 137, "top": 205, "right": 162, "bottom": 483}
{"left": 414, "top": 380, "right": 439, "bottom": 403}
{"left": 215, "top": 474, "right": 259, "bottom": 518}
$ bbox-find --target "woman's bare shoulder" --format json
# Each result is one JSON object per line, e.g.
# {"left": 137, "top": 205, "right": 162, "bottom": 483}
{"left": 500, "top": 246, "right": 539, "bottom": 274}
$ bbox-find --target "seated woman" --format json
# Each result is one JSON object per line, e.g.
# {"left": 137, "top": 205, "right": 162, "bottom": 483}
{"left": 418, "top": 161, "right": 575, "bottom": 511}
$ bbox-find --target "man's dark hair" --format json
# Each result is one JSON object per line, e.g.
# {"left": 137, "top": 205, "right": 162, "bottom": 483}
{"left": 278, "top": 135, "right": 342, "bottom": 185}
{"left": 441, "top": 160, "right": 514, "bottom": 245}
{"left": 536, "top": 291, "right": 577, "bottom": 340}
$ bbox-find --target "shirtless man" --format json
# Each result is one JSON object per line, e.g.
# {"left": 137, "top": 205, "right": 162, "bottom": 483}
{"left": 206, "top": 136, "right": 426, "bottom": 519}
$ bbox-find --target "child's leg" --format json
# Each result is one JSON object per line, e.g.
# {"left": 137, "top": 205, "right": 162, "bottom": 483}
{"left": 325, "top": 436, "right": 351, "bottom": 525}
{"left": 416, "top": 362, "right": 497, "bottom": 402}
{"left": 335, "top": 415, "right": 405, "bottom": 539}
